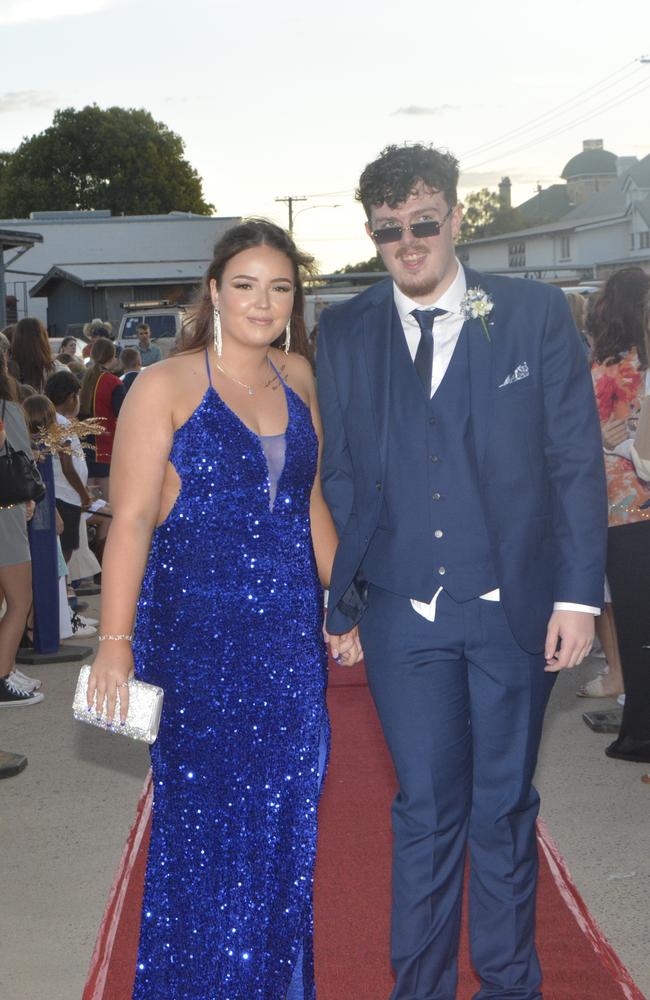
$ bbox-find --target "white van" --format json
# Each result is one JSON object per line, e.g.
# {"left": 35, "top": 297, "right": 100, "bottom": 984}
{"left": 116, "top": 303, "right": 190, "bottom": 359}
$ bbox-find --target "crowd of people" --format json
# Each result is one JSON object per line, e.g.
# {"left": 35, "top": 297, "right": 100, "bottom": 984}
{"left": 0, "top": 146, "right": 649, "bottom": 996}
{"left": 571, "top": 267, "right": 650, "bottom": 771}
{"left": 0, "top": 317, "right": 159, "bottom": 727}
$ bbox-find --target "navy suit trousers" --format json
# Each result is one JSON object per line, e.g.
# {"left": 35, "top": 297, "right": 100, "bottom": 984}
{"left": 359, "top": 585, "right": 556, "bottom": 1000}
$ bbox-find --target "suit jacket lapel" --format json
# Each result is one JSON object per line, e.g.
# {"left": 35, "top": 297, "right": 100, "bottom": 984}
{"left": 463, "top": 267, "right": 494, "bottom": 470}
{"left": 362, "top": 282, "right": 393, "bottom": 473}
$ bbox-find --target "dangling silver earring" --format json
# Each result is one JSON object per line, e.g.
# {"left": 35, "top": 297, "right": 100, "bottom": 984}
{"left": 284, "top": 319, "right": 291, "bottom": 355}
{"left": 213, "top": 307, "right": 222, "bottom": 356}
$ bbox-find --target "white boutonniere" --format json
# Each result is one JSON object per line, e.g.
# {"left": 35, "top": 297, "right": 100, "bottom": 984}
{"left": 460, "top": 287, "right": 494, "bottom": 342}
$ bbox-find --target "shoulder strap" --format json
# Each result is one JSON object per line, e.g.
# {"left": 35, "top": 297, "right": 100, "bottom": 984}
{"left": 204, "top": 347, "right": 213, "bottom": 388}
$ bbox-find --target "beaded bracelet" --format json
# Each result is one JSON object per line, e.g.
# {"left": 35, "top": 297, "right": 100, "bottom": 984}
{"left": 97, "top": 634, "right": 134, "bottom": 642}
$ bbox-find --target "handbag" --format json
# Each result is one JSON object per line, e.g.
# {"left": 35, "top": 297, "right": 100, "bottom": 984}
{"left": 72, "top": 664, "right": 164, "bottom": 744}
{"left": 0, "top": 400, "right": 46, "bottom": 507}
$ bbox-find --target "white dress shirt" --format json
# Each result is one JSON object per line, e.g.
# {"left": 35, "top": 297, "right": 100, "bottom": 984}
{"left": 393, "top": 261, "right": 599, "bottom": 620}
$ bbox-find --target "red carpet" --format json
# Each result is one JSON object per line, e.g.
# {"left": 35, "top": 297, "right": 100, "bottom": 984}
{"left": 84, "top": 662, "right": 645, "bottom": 1000}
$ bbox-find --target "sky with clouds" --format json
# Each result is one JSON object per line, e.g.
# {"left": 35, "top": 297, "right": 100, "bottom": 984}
{"left": 1, "top": 0, "right": 649, "bottom": 271}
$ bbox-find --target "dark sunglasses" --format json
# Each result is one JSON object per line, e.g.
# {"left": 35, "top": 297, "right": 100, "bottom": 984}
{"left": 371, "top": 207, "right": 453, "bottom": 245}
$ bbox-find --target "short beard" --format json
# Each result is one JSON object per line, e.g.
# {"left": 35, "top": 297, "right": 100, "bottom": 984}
{"left": 396, "top": 271, "right": 442, "bottom": 300}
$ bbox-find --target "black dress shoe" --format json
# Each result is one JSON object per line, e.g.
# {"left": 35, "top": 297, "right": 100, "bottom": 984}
{"left": 606, "top": 736, "right": 650, "bottom": 763}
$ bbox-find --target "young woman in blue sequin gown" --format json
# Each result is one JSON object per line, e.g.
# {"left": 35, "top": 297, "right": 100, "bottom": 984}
{"left": 87, "top": 221, "right": 362, "bottom": 1000}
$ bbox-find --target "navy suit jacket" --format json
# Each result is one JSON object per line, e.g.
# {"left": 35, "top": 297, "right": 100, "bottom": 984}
{"left": 316, "top": 267, "right": 608, "bottom": 653}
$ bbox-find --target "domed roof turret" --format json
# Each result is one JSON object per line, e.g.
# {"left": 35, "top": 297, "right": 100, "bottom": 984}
{"left": 561, "top": 141, "right": 617, "bottom": 180}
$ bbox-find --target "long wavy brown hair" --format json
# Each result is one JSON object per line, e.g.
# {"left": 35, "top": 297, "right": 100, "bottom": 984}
{"left": 180, "top": 218, "right": 315, "bottom": 364}
{"left": 79, "top": 338, "right": 116, "bottom": 415}
{"left": 0, "top": 349, "right": 18, "bottom": 402}
{"left": 22, "top": 393, "right": 57, "bottom": 434}
{"left": 591, "top": 267, "right": 650, "bottom": 367}
{"left": 10, "top": 317, "right": 55, "bottom": 391}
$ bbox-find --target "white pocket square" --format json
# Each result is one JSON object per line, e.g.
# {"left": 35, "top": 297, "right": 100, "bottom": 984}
{"left": 498, "top": 362, "right": 529, "bottom": 388}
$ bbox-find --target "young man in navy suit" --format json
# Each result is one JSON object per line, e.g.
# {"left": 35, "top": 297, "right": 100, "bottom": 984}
{"left": 317, "top": 144, "right": 607, "bottom": 1000}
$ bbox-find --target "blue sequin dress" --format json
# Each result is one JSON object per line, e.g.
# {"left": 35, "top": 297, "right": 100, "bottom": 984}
{"left": 132, "top": 352, "right": 329, "bottom": 1000}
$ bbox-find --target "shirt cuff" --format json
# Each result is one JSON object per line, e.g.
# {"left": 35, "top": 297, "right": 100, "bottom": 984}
{"left": 604, "top": 438, "right": 634, "bottom": 461}
{"left": 553, "top": 602, "right": 600, "bottom": 616}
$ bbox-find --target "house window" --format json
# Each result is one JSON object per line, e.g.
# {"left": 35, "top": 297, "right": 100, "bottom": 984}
{"left": 560, "top": 235, "right": 571, "bottom": 260}
{"left": 508, "top": 241, "right": 525, "bottom": 268}
{"left": 641, "top": 231, "right": 650, "bottom": 250}
{"left": 630, "top": 233, "right": 636, "bottom": 250}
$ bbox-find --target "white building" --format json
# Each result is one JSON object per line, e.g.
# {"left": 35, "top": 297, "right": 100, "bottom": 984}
{"left": 458, "top": 146, "right": 650, "bottom": 283}
{"left": 0, "top": 210, "right": 239, "bottom": 333}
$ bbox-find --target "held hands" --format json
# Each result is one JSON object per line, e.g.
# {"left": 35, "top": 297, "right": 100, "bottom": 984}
{"left": 86, "top": 644, "right": 134, "bottom": 725}
{"left": 544, "top": 610, "right": 595, "bottom": 672}
{"left": 325, "top": 625, "right": 364, "bottom": 667}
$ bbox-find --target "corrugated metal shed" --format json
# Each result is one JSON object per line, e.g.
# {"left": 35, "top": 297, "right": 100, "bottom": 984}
{"left": 31, "top": 261, "right": 207, "bottom": 296}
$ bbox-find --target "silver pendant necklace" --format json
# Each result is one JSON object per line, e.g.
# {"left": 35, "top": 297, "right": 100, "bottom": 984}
{"left": 215, "top": 356, "right": 271, "bottom": 396}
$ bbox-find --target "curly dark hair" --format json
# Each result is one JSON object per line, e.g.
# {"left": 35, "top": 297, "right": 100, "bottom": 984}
{"left": 180, "top": 218, "right": 315, "bottom": 364}
{"left": 356, "top": 143, "right": 459, "bottom": 219}
{"left": 591, "top": 267, "right": 650, "bottom": 367}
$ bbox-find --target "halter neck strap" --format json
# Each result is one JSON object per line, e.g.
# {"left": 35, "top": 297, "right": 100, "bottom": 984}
{"left": 268, "top": 357, "right": 287, "bottom": 386}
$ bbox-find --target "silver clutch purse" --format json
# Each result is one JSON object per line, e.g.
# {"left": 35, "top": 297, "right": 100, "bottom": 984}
{"left": 72, "top": 664, "right": 164, "bottom": 744}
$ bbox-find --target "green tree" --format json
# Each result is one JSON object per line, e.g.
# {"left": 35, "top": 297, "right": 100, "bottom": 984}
{"left": 336, "top": 254, "right": 387, "bottom": 274}
{"left": 458, "top": 187, "right": 527, "bottom": 242}
{"left": 0, "top": 105, "right": 214, "bottom": 217}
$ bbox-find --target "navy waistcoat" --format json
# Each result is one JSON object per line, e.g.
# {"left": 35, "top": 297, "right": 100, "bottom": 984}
{"left": 360, "top": 306, "right": 498, "bottom": 602}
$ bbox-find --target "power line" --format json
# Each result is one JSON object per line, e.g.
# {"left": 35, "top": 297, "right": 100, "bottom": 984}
{"left": 463, "top": 75, "right": 650, "bottom": 172}
{"left": 300, "top": 188, "right": 356, "bottom": 199}
{"left": 297, "top": 56, "right": 649, "bottom": 200}
{"left": 458, "top": 59, "right": 642, "bottom": 161}
{"left": 274, "top": 195, "right": 306, "bottom": 232}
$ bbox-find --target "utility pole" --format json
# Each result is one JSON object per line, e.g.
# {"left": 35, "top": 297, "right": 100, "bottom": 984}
{"left": 275, "top": 195, "right": 307, "bottom": 233}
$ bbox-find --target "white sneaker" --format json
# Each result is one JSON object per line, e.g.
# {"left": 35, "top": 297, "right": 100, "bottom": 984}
{"left": 10, "top": 669, "right": 42, "bottom": 692}
{"left": 76, "top": 615, "right": 99, "bottom": 627}
{"left": 70, "top": 613, "right": 97, "bottom": 638}
{"left": 0, "top": 674, "right": 44, "bottom": 707}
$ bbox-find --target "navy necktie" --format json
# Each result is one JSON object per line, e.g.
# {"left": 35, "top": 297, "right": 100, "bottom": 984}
{"left": 411, "top": 308, "right": 447, "bottom": 394}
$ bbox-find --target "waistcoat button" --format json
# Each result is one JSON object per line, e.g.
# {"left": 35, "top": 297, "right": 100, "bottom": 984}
{"left": 434, "top": 529, "right": 443, "bottom": 538}
{"left": 438, "top": 566, "right": 446, "bottom": 575}
{"left": 432, "top": 492, "right": 441, "bottom": 501}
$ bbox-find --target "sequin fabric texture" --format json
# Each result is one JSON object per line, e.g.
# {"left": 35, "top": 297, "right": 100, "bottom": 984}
{"left": 132, "top": 358, "right": 329, "bottom": 1000}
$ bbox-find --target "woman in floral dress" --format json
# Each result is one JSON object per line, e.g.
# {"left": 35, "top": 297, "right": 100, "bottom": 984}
{"left": 590, "top": 267, "right": 650, "bottom": 763}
